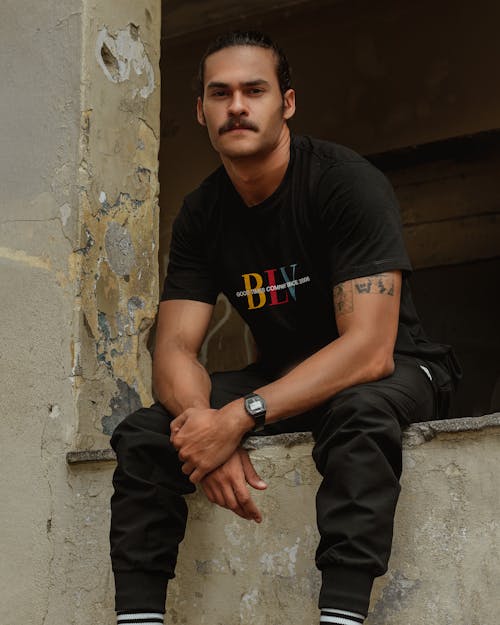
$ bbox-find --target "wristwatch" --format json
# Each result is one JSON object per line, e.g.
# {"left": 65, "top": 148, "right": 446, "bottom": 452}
{"left": 243, "top": 393, "right": 267, "bottom": 433}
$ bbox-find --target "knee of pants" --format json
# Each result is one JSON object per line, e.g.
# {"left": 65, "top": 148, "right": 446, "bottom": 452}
{"left": 110, "top": 405, "right": 194, "bottom": 493}
{"left": 312, "top": 388, "right": 403, "bottom": 476}
{"left": 111, "top": 403, "right": 172, "bottom": 446}
{"left": 110, "top": 403, "right": 172, "bottom": 455}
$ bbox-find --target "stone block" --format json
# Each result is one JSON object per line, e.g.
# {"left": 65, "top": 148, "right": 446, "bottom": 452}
{"left": 167, "top": 414, "right": 500, "bottom": 625}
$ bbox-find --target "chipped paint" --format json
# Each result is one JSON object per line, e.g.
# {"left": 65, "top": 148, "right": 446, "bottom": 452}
{"left": 105, "top": 222, "right": 135, "bottom": 276}
{"left": 72, "top": 4, "right": 160, "bottom": 449}
{"left": 102, "top": 379, "right": 142, "bottom": 435}
{"left": 96, "top": 24, "right": 155, "bottom": 98}
{"left": 59, "top": 202, "right": 71, "bottom": 226}
{"left": 259, "top": 538, "right": 300, "bottom": 577}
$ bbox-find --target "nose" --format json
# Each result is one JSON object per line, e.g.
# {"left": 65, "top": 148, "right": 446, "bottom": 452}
{"left": 227, "top": 91, "right": 248, "bottom": 117}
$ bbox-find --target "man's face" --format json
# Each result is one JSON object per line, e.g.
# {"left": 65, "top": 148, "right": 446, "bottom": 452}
{"left": 197, "top": 46, "right": 295, "bottom": 160}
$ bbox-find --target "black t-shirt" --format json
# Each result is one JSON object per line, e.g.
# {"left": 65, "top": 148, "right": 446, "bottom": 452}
{"left": 163, "top": 135, "right": 457, "bottom": 377}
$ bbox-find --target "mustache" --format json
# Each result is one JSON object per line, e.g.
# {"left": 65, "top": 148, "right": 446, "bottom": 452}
{"left": 218, "top": 118, "right": 259, "bottom": 135}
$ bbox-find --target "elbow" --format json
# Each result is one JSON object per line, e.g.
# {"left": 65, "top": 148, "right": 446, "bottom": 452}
{"left": 367, "top": 348, "right": 395, "bottom": 381}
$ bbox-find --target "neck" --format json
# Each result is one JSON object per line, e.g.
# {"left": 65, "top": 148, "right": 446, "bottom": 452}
{"left": 221, "top": 126, "right": 291, "bottom": 207}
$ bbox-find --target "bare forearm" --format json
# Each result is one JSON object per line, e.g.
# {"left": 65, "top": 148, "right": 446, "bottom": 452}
{"left": 220, "top": 271, "right": 400, "bottom": 432}
{"left": 153, "top": 348, "right": 211, "bottom": 417}
{"left": 259, "top": 333, "right": 392, "bottom": 420}
{"left": 219, "top": 334, "right": 394, "bottom": 430}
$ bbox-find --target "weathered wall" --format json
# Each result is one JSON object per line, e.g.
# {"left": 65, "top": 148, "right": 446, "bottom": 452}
{"left": 0, "top": 1, "right": 161, "bottom": 623}
{"left": 76, "top": 0, "right": 161, "bottom": 450}
{"left": 169, "top": 416, "right": 500, "bottom": 625}
{"left": 1, "top": 2, "right": 83, "bottom": 622}
{"left": 1, "top": 1, "right": 498, "bottom": 623}
{"left": 65, "top": 415, "right": 500, "bottom": 625}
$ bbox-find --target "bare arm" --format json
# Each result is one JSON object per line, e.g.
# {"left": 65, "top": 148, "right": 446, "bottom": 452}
{"left": 155, "top": 299, "right": 266, "bottom": 521}
{"left": 230, "top": 270, "right": 401, "bottom": 423}
{"left": 152, "top": 299, "right": 214, "bottom": 415}
{"left": 171, "top": 270, "right": 402, "bottom": 482}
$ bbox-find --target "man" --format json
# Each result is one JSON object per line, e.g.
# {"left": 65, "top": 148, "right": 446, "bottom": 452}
{"left": 110, "top": 31, "right": 460, "bottom": 625}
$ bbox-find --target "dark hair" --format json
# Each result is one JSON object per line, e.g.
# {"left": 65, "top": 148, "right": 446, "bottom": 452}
{"left": 197, "top": 30, "right": 292, "bottom": 98}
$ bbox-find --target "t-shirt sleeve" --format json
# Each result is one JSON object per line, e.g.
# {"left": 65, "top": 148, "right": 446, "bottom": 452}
{"left": 161, "top": 200, "right": 219, "bottom": 304}
{"left": 317, "top": 162, "right": 412, "bottom": 286}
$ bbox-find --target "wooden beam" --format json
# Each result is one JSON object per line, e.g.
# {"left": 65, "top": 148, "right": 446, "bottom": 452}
{"left": 366, "top": 128, "right": 500, "bottom": 172}
{"left": 162, "top": 0, "right": 336, "bottom": 41}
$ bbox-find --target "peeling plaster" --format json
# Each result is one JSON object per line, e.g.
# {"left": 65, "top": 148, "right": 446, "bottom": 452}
{"left": 370, "top": 570, "right": 421, "bottom": 621}
{"left": 96, "top": 24, "right": 155, "bottom": 98}
{"left": 259, "top": 538, "right": 300, "bottom": 577}
{"left": 105, "top": 222, "right": 135, "bottom": 277}
{"left": 102, "top": 378, "right": 142, "bottom": 435}
{"left": 59, "top": 202, "right": 71, "bottom": 226}
{"left": 74, "top": 10, "right": 160, "bottom": 448}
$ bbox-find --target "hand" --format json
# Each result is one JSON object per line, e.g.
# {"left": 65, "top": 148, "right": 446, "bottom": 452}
{"left": 170, "top": 406, "right": 246, "bottom": 483}
{"left": 201, "top": 448, "right": 267, "bottom": 522}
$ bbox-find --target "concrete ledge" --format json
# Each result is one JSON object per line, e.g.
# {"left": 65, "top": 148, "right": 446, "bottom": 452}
{"left": 65, "top": 413, "right": 500, "bottom": 464}
{"left": 167, "top": 413, "right": 500, "bottom": 624}
{"left": 65, "top": 412, "right": 500, "bottom": 623}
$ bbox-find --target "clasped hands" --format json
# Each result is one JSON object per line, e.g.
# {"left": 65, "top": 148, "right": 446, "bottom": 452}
{"left": 170, "top": 407, "right": 267, "bottom": 523}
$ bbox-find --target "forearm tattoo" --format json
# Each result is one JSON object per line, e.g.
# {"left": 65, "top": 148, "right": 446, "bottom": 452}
{"left": 334, "top": 273, "right": 394, "bottom": 316}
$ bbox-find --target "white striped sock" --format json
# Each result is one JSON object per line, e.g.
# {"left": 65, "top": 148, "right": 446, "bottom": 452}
{"left": 117, "top": 613, "right": 164, "bottom": 625}
{"left": 320, "top": 607, "right": 365, "bottom": 625}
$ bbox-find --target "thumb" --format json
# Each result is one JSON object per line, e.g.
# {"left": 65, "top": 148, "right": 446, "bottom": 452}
{"left": 170, "top": 413, "right": 187, "bottom": 437}
{"left": 240, "top": 449, "right": 267, "bottom": 490}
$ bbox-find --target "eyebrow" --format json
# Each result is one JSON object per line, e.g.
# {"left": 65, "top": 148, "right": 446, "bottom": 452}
{"left": 206, "top": 79, "right": 271, "bottom": 90}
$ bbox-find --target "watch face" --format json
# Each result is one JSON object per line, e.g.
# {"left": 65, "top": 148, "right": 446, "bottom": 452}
{"left": 247, "top": 396, "right": 264, "bottom": 413}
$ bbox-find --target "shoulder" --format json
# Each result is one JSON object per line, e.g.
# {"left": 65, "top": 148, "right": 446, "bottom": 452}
{"left": 292, "top": 135, "right": 391, "bottom": 197}
{"left": 292, "top": 134, "right": 366, "bottom": 167}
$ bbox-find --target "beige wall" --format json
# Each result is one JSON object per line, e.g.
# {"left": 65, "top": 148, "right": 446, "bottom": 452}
{"left": 1, "top": 2, "right": 82, "bottom": 622}
{"left": 65, "top": 416, "right": 500, "bottom": 625}
{"left": 0, "top": 1, "right": 161, "bottom": 622}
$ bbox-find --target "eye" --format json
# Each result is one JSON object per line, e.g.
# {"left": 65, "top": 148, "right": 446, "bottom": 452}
{"left": 248, "top": 88, "right": 264, "bottom": 95}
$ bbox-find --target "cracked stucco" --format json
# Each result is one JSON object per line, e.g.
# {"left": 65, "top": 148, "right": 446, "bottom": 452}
{"left": 74, "top": 3, "right": 161, "bottom": 451}
{"left": 1, "top": 3, "right": 161, "bottom": 622}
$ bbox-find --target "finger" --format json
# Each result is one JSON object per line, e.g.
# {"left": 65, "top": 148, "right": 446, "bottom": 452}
{"left": 231, "top": 504, "right": 252, "bottom": 521}
{"left": 209, "top": 485, "right": 226, "bottom": 508}
{"left": 234, "top": 485, "right": 262, "bottom": 523}
{"left": 189, "top": 467, "right": 207, "bottom": 484}
{"left": 181, "top": 461, "right": 195, "bottom": 476}
{"left": 240, "top": 450, "right": 267, "bottom": 490}
{"left": 201, "top": 482, "right": 215, "bottom": 503}
{"left": 220, "top": 482, "right": 250, "bottom": 518}
{"left": 169, "top": 415, "right": 186, "bottom": 440}
{"left": 170, "top": 430, "right": 182, "bottom": 449}
{"left": 209, "top": 491, "right": 247, "bottom": 520}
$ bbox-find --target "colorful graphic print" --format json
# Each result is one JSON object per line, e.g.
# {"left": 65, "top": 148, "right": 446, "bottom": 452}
{"left": 235, "top": 264, "right": 311, "bottom": 310}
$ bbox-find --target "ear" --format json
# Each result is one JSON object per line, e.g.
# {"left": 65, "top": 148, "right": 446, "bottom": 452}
{"left": 196, "top": 97, "right": 206, "bottom": 126}
{"left": 282, "top": 89, "right": 296, "bottom": 121}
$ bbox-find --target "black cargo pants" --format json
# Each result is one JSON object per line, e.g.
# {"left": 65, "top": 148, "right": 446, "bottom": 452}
{"left": 110, "top": 355, "right": 437, "bottom": 616}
